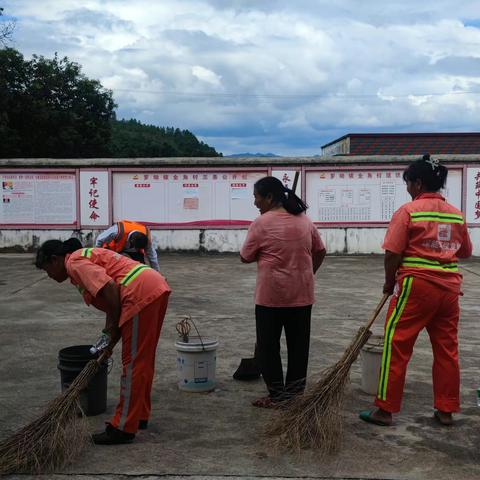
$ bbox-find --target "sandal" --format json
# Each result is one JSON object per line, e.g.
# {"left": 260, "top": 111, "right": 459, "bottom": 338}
{"left": 434, "top": 410, "right": 453, "bottom": 426}
{"left": 251, "top": 396, "right": 279, "bottom": 409}
{"left": 359, "top": 409, "right": 392, "bottom": 426}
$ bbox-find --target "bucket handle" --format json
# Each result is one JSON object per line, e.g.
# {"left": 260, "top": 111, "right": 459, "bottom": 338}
{"left": 106, "top": 357, "right": 114, "bottom": 374}
{"left": 177, "top": 315, "right": 206, "bottom": 351}
{"left": 190, "top": 316, "right": 206, "bottom": 351}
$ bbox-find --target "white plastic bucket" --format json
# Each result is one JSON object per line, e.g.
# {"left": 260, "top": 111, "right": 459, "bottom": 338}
{"left": 360, "top": 334, "right": 384, "bottom": 395}
{"left": 175, "top": 337, "right": 218, "bottom": 392}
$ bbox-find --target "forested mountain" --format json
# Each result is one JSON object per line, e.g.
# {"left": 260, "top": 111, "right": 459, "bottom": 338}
{"left": 109, "top": 119, "right": 220, "bottom": 157}
{"left": 0, "top": 47, "right": 220, "bottom": 158}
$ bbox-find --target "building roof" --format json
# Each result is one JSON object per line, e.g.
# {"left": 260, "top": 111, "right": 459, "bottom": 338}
{"left": 322, "top": 132, "right": 480, "bottom": 155}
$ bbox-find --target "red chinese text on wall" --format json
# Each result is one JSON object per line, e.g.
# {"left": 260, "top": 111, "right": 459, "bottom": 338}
{"left": 475, "top": 171, "right": 480, "bottom": 219}
{"left": 88, "top": 176, "right": 100, "bottom": 222}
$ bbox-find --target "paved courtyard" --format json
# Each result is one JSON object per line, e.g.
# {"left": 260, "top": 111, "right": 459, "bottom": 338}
{"left": 1, "top": 252, "right": 480, "bottom": 480}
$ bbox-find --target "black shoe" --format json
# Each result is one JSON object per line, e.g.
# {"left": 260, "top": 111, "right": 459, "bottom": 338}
{"left": 92, "top": 424, "right": 135, "bottom": 445}
{"left": 138, "top": 419, "right": 148, "bottom": 430}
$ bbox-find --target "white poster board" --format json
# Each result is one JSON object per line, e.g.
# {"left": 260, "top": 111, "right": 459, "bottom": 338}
{"left": 271, "top": 170, "right": 302, "bottom": 196}
{"left": 80, "top": 171, "right": 110, "bottom": 227}
{"left": 306, "top": 169, "right": 462, "bottom": 223}
{"left": 0, "top": 172, "right": 76, "bottom": 226}
{"left": 112, "top": 171, "right": 267, "bottom": 225}
{"left": 465, "top": 167, "right": 480, "bottom": 224}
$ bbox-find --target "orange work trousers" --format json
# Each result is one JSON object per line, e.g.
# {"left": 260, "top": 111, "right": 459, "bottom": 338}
{"left": 110, "top": 291, "right": 170, "bottom": 434}
{"left": 375, "top": 275, "right": 460, "bottom": 414}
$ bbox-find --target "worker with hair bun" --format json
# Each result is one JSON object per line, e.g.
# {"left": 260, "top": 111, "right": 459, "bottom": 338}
{"left": 360, "top": 154, "right": 472, "bottom": 427}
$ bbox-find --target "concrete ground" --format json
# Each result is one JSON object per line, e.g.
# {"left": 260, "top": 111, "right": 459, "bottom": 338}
{"left": 1, "top": 252, "right": 480, "bottom": 480}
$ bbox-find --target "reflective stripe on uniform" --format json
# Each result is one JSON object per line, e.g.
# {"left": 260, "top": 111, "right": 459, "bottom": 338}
{"left": 77, "top": 248, "right": 93, "bottom": 294}
{"left": 81, "top": 248, "right": 93, "bottom": 258}
{"left": 119, "top": 314, "right": 139, "bottom": 430}
{"left": 120, "top": 264, "right": 150, "bottom": 286}
{"left": 410, "top": 211, "right": 464, "bottom": 224}
{"left": 378, "top": 276, "right": 413, "bottom": 401}
{"left": 401, "top": 256, "right": 458, "bottom": 272}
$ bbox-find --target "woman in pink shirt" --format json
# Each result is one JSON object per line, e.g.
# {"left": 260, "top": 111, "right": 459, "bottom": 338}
{"left": 240, "top": 176, "right": 326, "bottom": 408}
{"left": 35, "top": 238, "right": 171, "bottom": 444}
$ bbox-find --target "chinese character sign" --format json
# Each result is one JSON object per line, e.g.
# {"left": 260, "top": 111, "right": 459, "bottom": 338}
{"left": 112, "top": 171, "right": 267, "bottom": 225}
{"left": 80, "top": 171, "right": 109, "bottom": 227}
{"left": 271, "top": 170, "right": 302, "bottom": 195}
{"left": 466, "top": 168, "right": 480, "bottom": 223}
{"left": 0, "top": 173, "right": 76, "bottom": 225}
{"left": 306, "top": 169, "right": 462, "bottom": 223}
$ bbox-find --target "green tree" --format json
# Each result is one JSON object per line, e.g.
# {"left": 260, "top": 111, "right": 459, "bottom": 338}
{"left": 109, "top": 119, "right": 221, "bottom": 157}
{"left": 0, "top": 7, "right": 15, "bottom": 45}
{"left": 0, "top": 48, "right": 116, "bottom": 158}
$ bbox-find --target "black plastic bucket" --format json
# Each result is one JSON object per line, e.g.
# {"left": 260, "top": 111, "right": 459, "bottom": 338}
{"left": 58, "top": 345, "right": 108, "bottom": 416}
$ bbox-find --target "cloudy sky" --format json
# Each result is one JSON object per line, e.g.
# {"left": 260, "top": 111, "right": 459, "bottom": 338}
{"left": 2, "top": 1, "right": 480, "bottom": 155}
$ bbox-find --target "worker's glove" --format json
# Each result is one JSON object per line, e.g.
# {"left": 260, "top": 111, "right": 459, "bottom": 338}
{"left": 90, "top": 330, "right": 111, "bottom": 355}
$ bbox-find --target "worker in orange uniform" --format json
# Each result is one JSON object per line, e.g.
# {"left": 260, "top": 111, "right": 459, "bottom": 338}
{"left": 35, "top": 238, "right": 171, "bottom": 444}
{"left": 95, "top": 220, "right": 159, "bottom": 271}
{"left": 360, "top": 155, "right": 472, "bottom": 427}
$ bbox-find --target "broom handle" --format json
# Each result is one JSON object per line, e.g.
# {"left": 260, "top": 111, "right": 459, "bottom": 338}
{"left": 96, "top": 350, "right": 110, "bottom": 364}
{"left": 364, "top": 293, "right": 390, "bottom": 331}
{"left": 292, "top": 171, "right": 300, "bottom": 193}
{"left": 96, "top": 338, "right": 120, "bottom": 364}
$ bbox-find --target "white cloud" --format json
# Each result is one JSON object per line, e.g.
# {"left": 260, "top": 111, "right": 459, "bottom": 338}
{"left": 3, "top": 0, "right": 480, "bottom": 154}
{"left": 191, "top": 65, "right": 222, "bottom": 86}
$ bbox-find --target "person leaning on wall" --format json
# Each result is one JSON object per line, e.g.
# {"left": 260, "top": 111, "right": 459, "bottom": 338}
{"left": 95, "top": 219, "right": 159, "bottom": 271}
{"left": 240, "top": 176, "right": 326, "bottom": 408}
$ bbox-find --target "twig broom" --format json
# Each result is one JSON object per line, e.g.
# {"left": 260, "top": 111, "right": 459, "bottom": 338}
{"left": 265, "top": 293, "right": 389, "bottom": 455}
{"left": 0, "top": 351, "right": 109, "bottom": 474}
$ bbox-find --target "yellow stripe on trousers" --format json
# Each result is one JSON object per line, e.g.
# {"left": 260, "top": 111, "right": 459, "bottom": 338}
{"left": 377, "top": 276, "right": 413, "bottom": 401}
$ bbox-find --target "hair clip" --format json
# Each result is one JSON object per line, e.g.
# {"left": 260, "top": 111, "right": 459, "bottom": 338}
{"left": 425, "top": 156, "right": 440, "bottom": 170}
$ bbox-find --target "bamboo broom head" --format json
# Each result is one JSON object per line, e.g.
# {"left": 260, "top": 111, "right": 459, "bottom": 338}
{"left": 265, "top": 326, "right": 372, "bottom": 454}
{"left": 0, "top": 358, "right": 100, "bottom": 474}
{"left": 265, "top": 295, "right": 388, "bottom": 454}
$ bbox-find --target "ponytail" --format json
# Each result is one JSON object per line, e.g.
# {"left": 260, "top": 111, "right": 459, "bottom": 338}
{"left": 35, "top": 238, "right": 83, "bottom": 268}
{"left": 254, "top": 176, "right": 308, "bottom": 215}
{"left": 282, "top": 185, "right": 308, "bottom": 215}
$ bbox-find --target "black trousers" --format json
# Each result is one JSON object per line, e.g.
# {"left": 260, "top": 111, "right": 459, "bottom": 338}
{"left": 255, "top": 304, "right": 312, "bottom": 400}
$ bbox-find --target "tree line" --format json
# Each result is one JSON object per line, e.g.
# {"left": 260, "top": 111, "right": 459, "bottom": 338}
{"left": 0, "top": 47, "right": 221, "bottom": 158}
{"left": 110, "top": 119, "right": 219, "bottom": 158}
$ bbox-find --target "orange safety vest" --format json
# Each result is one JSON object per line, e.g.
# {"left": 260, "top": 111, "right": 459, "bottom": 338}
{"left": 102, "top": 220, "right": 151, "bottom": 254}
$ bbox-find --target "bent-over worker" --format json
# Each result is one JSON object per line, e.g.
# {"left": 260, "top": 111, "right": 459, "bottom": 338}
{"left": 95, "top": 219, "right": 159, "bottom": 271}
{"left": 36, "top": 238, "right": 171, "bottom": 444}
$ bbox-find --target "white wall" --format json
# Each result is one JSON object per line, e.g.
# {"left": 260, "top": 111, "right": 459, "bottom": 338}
{"left": 1, "top": 227, "right": 478, "bottom": 256}
{"left": 468, "top": 228, "right": 480, "bottom": 256}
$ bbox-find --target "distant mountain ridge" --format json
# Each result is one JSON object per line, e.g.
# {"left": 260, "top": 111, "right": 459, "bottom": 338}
{"left": 226, "top": 152, "right": 280, "bottom": 157}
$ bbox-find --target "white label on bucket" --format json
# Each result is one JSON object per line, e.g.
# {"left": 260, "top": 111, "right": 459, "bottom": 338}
{"left": 194, "top": 361, "right": 208, "bottom": 383}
